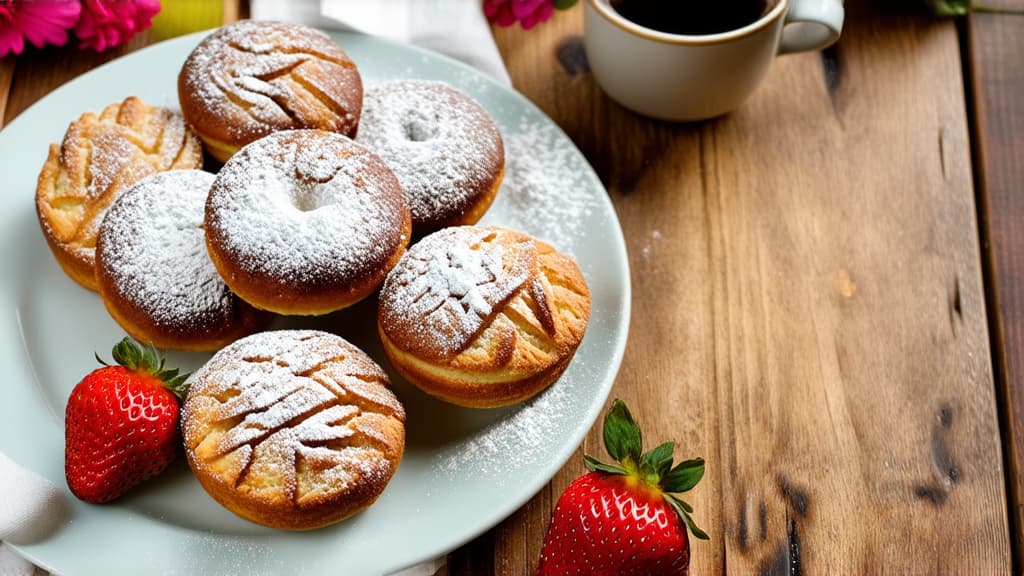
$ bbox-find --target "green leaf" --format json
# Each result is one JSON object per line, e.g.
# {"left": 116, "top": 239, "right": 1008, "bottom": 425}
{"left": 111, "top": 337, "right": 142, "bottom": 371}
{"left": 583, "top": 454, "right": 627, "bottom": 476}
{"left": 639, "top": 441, "right": 675, "bottom": 483}
{"left": 603, "top": 399, "right": 642, "bottom": 465}
{"left": 553, "top": 0, "right": 579, "bottom": 9}
{"left": 926, "top": 0, "right": 969, "bottom": 16}
{"left": 667, "top": 495, "right": 709, "bottom": 541}
{"left": 663, "top": 458, "right": 705, "bottom": 493}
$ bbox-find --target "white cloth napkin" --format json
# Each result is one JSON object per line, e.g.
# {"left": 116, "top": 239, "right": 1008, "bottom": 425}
{"left": 0, "top": 452, "right": 67, "bottom": 575}
{"left": 250, "top": 0, "right": 512, "bottom": 86}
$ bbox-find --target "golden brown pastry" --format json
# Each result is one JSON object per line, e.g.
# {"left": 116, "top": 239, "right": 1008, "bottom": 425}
{"left": 182, "top": 330, "right": 406, "bottom": 530}
{"left": 178, "top": 20, "right": 363, "bottom": 163}
{"left": 35, "top": 96, "right": 204, "bottom": 291}
{"left": 204, "top": 129, "right": 411, "bottom": 316}
{"left": 358, "top": 80, "right": 505, "bottom": 235}
{"left": 378, "top": 226, "right": 591, "bottom": 408}
{"left": 95, "top": 170, "right": 271, "bottom": 351}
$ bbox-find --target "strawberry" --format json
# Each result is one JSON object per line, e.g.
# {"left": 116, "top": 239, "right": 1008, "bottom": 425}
{"left": 537, "top": 399, "right": 708, "bottom": 576}
{"left": 65, "top": 338, "right": 189, "bottom": 503}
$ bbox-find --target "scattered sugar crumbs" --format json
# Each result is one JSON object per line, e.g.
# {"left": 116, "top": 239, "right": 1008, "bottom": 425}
{"left": 432, "top": 381, "right": 572, "bottom": 483}
{"left": 482, "top": 117, "right": 597, "bottom": 255}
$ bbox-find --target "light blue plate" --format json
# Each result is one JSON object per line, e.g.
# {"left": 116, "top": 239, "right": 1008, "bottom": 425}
{"left": 1, "top": 30, "right": 630, "bottom": 576}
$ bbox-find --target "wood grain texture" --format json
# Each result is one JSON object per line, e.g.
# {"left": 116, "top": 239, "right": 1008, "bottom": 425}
{"left": 474, "top": 3, "right": 1011, "bottom": 574}
{"left": 0, "top": 56, "right": 14, "bottom": 129}
{"left": 968, "top": 10, "right": 1024, "bottom": 570}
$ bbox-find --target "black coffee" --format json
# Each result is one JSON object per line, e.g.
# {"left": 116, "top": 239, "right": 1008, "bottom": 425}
{"left": 610, "top": 0, "right": 773, "bottom": 36}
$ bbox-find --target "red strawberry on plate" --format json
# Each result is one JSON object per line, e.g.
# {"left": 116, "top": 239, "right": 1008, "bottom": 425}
{"left": 65, "top": 338, "right": 189, "bottom": 503}
{"left": 537, "top": 399, "right": 708, "bottom": 576}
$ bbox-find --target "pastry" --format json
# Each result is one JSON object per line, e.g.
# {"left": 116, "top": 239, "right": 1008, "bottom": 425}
{"left": 182, "top": 330, "right": 406, "bottom": 530}
{"left": 358, "top": 80, "right": 504, "bottom": 235}
{"left": 378, "top": 226, "right": 591, "bottom": 408}
{"left": 204, "top": 129, "right": 411, "bottom": 315}
{"left": 35, "top": 96, "right": 204, "bottom": 290}
{"left": 95, "top": 170, "right": 271, "bottom": 351}
{"left": 178, "top": 20, "right": 363, "bottom": 163}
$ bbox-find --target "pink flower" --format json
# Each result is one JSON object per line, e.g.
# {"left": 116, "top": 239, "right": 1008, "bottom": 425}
{"left": 0, "top": 1, "right": 82, "bottom": 57}
{"left": 74, "top": 0, "right": 161, "bottom": 52}
{"left": 484, "top": 0, "right": 555, "bottom": 30}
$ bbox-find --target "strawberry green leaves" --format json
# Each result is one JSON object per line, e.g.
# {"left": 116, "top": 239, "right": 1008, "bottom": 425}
{"left": 664, "top": 458, "right": 705, "bottom": 493}
{"left": 603, "top": 399, "right": 642, "bottom": 465}
{"left": 97, "top": 337, "right": 190, "bottom": 399}
{"left": 585, "top": 399, "right": 709, "bottom": 541}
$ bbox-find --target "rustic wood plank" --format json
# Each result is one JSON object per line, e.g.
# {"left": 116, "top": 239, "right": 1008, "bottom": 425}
{"left": 967, "top": 9, "right": 1024, "bottom": 570}
{"left": 0, "top": 56, "right": 14, "bottom": 130}
{"left": 481, "top": 2, "right": 1010, "bottom": 573}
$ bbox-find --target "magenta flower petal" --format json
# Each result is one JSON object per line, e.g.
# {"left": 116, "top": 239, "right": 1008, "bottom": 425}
{"left": 0, "top": 1, "right": 81, "bottom": 54}
{"left": 519, "top": 2, "right": 554, "bottom": 29}
{"left": 510, "top": 0, "right": 549, "bottom": 20}
{"left": 0, "top": 26, "right": 26, "bottom": 58}
{"left": 483, "top": 0, "right": 558, "bottom": 29}
{"left": 75, "top": 0, "right": 162, "bottom": 52}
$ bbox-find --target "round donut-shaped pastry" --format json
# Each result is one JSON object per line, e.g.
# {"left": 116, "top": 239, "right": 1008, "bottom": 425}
{"left": 358, "top": 80, "right": 505, "bottom": 235}
{"left": 36, "top": 96, "right": 204, "bottom": 291}
{"left": 95, "top": 170, "right": 272, "bottom": 351}
{"left": 178, "top": 20, "right": 363, "bottom": 163}
{"left": 182, "top": 330, "right": 406, "bottom": 530}
{"left": 205, "top": 129, "right": 411, "bottom": 316}
{"left": 378, "top": 226, "right": 591, "bottom": 408}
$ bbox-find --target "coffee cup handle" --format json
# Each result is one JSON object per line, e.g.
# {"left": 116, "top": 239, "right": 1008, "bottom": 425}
{"left": 778, "top": 0, "right": 844, "bottom": 54}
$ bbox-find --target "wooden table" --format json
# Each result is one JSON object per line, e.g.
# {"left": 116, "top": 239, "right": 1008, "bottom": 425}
{"left": 2, "top": 1, "right": 1021, "bottom": 574}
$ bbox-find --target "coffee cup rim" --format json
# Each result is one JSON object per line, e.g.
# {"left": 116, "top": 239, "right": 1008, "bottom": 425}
{"left": 587, "top": 0, "right": 788, "bottom": 45}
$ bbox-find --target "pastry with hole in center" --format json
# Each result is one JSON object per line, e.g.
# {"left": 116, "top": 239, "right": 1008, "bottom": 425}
{"left": 182, "top": 329, "right": 406, "bottom": 530}
{"left": 358, "top": 80, "right": 504, "bottom": 235}
{"left": 35, "top": 96, "right": 204, "bottom": 291}
{"left": 204, "top": 129, "right": 411, "bottom": 316}
{"left": 378, "top": 226, "right": 591, "bottom": 408}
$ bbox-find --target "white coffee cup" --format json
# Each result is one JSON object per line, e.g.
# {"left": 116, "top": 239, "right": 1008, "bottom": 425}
{"left": 583, "top": 0, "right": 844, "bottom": 121}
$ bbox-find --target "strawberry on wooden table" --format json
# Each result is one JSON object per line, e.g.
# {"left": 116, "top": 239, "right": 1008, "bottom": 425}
{"left": 64, "top": 338, "right": 188, "bottom": 503}
{"left": 537, "top": 399, "right": 708, "bottom": 576}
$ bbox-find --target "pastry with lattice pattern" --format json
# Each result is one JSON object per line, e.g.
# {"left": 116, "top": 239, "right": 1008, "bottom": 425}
{"left": 182, "top": 330, "right": 406, "bottom": 530}
{"left": 378, "top": 226, "right": 591, "bottom": 408}
{"left": 35, "top": 96, "right": 204, "bottom": 291}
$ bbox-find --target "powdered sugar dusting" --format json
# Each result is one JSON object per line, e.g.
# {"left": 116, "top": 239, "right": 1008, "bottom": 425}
{"left": 358, "top": 80, "right": 503, "bottom": 229}
{"left": 206, "top": 130, "right": 406, "bottom": 287}
{"left": 432, "top": 381, "right": 571, "bottom": 482}
{"left": 483, "top": 119, "right": 597, "bottom": 254}
{"left": 379, "top": 226, "right": 533, "bottom": 360}
{"left": 96, "top": 170, "right": 246, "bottom": 336}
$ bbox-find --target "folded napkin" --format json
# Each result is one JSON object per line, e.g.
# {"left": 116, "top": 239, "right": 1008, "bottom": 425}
{"left": 0, "top": 452, "right": 67, "bottom": 576}
{"left": 250, "top": 0, "right": 512, "bottom": 86}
